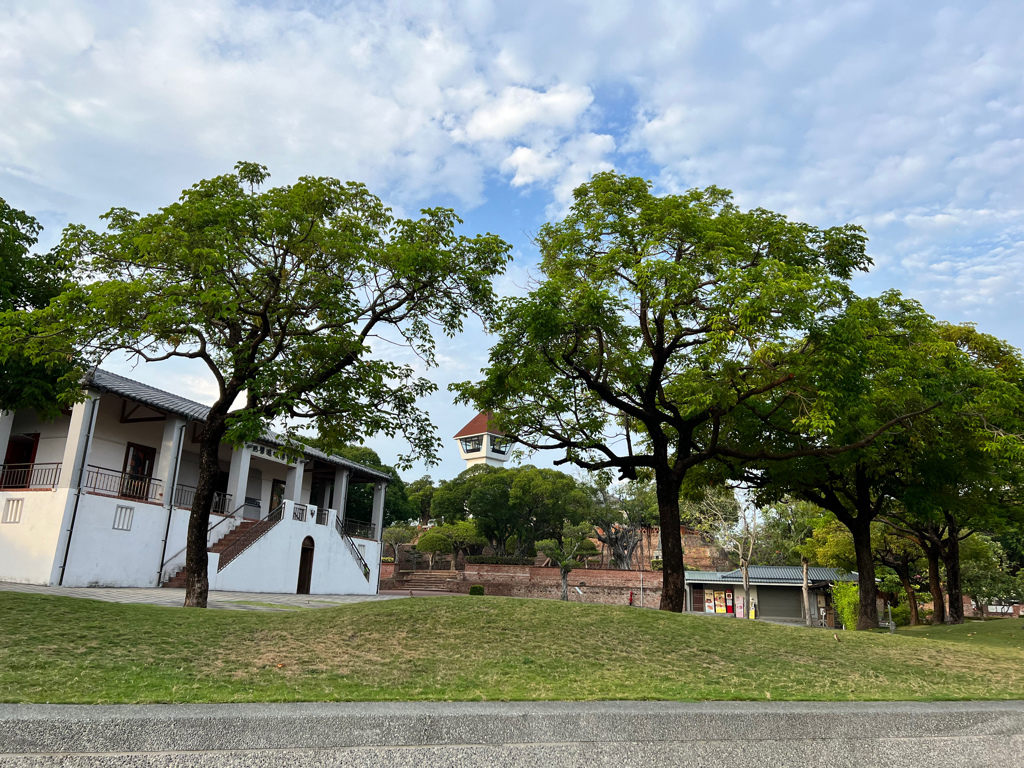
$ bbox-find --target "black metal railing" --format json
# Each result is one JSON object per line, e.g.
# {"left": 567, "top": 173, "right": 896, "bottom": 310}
{"left": 83, "top": 466, "right": 163, "bottom": 504}
{"left": 0, "top": 462, "right": 61, "bottom": 490}
{"left": 217, "top": 504, "right": 284, "bottom": 571}
{"left": 160, "top": 499, "right": 249, "bottom": 581}
{"left": 315, "top": 507, "right": 329, "bottom": 525}
{"left": 292, "top": 503, "right": 307, "bottom": 522}
{"left": 336, "top": 513, "right": 371, "bottom": 581}
{"left": 344, "top": 518, "right": 376, "bottom": 540}
{"left": 173, "top": 485, "right": 233, "bottom": 514}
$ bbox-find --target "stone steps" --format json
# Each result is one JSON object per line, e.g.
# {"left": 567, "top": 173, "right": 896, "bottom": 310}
{"left": 161, "top": 520, "right": 259, "bottom": 588}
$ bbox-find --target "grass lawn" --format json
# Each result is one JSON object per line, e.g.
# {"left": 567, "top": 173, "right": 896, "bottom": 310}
{"left": 2, "top": 592, "right": 1023, "bottom": 703}
{"left": 901, "top": 617, "right": 1024, "bottom": 650}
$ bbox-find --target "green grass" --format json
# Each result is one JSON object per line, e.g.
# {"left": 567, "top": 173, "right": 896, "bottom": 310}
{"left": 2, "top": 592, "right": 1022, "bottom": 703}
{"left": 901, "top": 617, "right": 1024, "bottom": 650}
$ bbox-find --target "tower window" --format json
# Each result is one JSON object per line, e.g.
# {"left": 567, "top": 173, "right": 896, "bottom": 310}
{"left": 460, "top": 436, "right": 483, "bottom": 453}
{"left": 490, "top": 437, "right": 510, "bottom": 455}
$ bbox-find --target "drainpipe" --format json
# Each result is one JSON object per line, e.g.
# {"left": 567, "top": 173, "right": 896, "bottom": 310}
{"left": 157, "top": 420, "right": 188, "bottom": 584}
{"left": 57, "top": 396, "right": 100, "bottom": 586}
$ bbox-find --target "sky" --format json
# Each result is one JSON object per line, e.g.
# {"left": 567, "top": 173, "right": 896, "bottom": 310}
{"left": 2, "top": 1, "right": 1023, "bottom": 482}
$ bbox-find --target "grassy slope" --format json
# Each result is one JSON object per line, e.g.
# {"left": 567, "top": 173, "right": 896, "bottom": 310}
{"left": 2, "top": 592, "right": 1022, "bottom": 704}
{"left": 901, "top": 617, "right": 1024, "bottom": 650}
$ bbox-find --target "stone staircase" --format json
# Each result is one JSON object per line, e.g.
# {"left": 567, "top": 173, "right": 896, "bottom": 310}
{"left": 401, "top": 571, "right": 457, "bottom": 591}
{"left": 161, "top": 520, "right": 259, "bottom": 588}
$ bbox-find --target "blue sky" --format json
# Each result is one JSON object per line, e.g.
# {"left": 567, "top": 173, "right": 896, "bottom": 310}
{"left": 2, "top": 1, "right": 1023, "bottom": 481}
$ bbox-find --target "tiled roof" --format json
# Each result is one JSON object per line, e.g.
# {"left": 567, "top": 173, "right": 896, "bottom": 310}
{"left": 454, "top": 412, "right": 504, "bottom": 438}
{"left": 687, "top": 566, "right": 857, "bottom": 586}
{"left": 86, "top": 368, "right": 391, "bottom": 482}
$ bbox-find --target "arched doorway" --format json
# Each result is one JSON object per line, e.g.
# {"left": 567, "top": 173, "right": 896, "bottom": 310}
{"left": 296, "top": 536, "right": 315, "bottom": 594}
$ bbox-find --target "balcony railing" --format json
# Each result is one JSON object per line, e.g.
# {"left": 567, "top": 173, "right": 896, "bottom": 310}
{"left": 292, "top": 503, "right": 307, "bottom": 522}
{"left": 173, "top": 485, "right": 233, "bottom": 515}
{"left": 83, "top": 466, "right": 163, "bottom": 504}
{"left": 315, "top": 507, "right": 329, "bottom": 525}
{"left": 0, "top": 462, "right": 61, "bottom": 490}
{"left": 344, "top": 518, "right": 376, "bottom": 540}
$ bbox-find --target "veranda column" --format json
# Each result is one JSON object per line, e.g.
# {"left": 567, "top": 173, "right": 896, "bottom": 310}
{"left": 0, "top": 411, "right": 14, "bottom": 462}
{"left": 50, "top": 391, "right": 101, "bottom": 584}
{"left": 155, "top": 416, "right": 187, "bottom": 508}
{"left": 333, "top": 467, "right": 350, "bottom": 521}
{"left": 226, "top": 445, "right": 251, "bottom": 514}
{"left": 284, "top": 459, "right": 306, "bottom": 503}
{"left": 370, "top": 480, "right": 387, "bottom": 540}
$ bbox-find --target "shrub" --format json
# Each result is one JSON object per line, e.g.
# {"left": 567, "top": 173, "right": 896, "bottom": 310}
{"left": 890, "top": 603, "right": 912, "bottom": 627}
{"left": 381, "top": 557, "right": 395, "bottom": 563}
{"left": 832, "top": 581, "right": 859, "bottom": 630}
{"left": 465, "top": 555, "right": 535, "bottom": 566}
{"left": 650, "top": 559, "right": 663, "bottom": 571}
{"left": 469, "top": 584, "right": 485, "bottom": 596}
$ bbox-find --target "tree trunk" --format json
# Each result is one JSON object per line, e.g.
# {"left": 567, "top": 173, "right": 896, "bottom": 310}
{"left": 851, "top": 521, "right": 879, "bottom": 630}
{"left": 924, "top": 545, "right": 946, "bottom": 625}
{"left": 655, "top": 470, "right": 685, "bottom": 612}
{"left": 895, "top": 565, "right": 919, "bottom": 626}
{"left": 183, "top": 415, "right": 228, "bottom": 608}
{"left": 742, "top": 562, "right": 750, "bottom": 620}
{"left": 943, "top": 521, "right": 964, "bottom": 625}
{"left": 802, "top": 556, "right": 811, "bottom": 627}
{"left": 560, "top": 567, "right": 569, "bottom": 601}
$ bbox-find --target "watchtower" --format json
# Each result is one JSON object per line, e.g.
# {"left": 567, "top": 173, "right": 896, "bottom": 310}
{"left": 454, "top": 412, "right": 510, "bottom": 469}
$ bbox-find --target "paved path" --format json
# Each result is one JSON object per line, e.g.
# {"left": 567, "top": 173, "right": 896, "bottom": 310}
{"left": 0, "top": 582, "right": 452, "bottom": 611}
{"left": 2, "top": 701, "right": 1022, "bottom": 767}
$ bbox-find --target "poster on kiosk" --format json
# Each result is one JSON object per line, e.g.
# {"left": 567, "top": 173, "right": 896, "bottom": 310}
{"left": 705, "top": 593, "right": 715, "bottom": 613}
{"left": 735, "top": 594, "right": 744, "bottom": 619}
{"left": 714, "top": 591, "right": 726, "bottom": 613}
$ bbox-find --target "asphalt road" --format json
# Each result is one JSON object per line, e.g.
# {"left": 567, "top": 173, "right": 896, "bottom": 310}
{"left": 2, "top": 700, "right": 1022, "bottom": 767}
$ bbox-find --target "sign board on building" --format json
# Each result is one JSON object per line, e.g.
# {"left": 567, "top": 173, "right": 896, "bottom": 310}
{"left": 714, "top": 591, "right": 726, "bottom": 613}
{"left": 705, "top": 593, "right": 715, "bottom": 613}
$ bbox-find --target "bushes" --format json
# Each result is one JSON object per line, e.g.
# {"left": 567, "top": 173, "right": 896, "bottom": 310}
{"left": 890, "top": 603, "right": 911, "bottom": 627}
{"left": 832, "top": 581, "right": 859, "bottom": 630}
{"left": 469, "top": 584, "right": 485, "bottom": 596}
{"left": 381, "top": 557, "right": 394, "bottom": 564}
{"left": 465, "top": 555, "right": 536, "bottom": 565}
{"left": 650, "top": 559, "right": 663, "bottom": 571}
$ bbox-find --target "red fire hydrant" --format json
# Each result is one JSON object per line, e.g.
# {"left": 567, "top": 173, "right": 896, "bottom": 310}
{"left": 629, "top": 590, "right": 634, "bottom": 606}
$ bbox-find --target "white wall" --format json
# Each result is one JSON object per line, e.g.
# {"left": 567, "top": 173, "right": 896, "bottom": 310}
{"left": 0, "top": 488, "right": 69, "bottom": 584}
{"left": 60, "top": 493, "right": 169, "bottom": 587}
{"left": 211, "top": 502, "right": 380, "bottom": 595}
{"left": 159, "top": 506, "right": 244, "bottom": 581}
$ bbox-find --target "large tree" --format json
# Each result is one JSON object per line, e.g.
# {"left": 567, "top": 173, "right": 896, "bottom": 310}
{"left": 32, "top": 162, "right": 510, "bottom": 607}
{"left": 455, "top": 172, "right": 903, "bottom": 612}
{"left": 0, "top": 198, "right": 80, "bottom": 417}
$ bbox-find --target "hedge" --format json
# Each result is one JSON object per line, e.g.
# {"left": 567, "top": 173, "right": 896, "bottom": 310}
{"left": 465, "top": 555, "right": 536, "bottom": 566}
{"left": 469, "top": 584, "right": 486, "bottom": 596}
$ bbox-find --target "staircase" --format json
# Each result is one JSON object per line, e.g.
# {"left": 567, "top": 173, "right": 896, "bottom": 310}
{"left": 161, "top": 520, "right": 259, "bottom": 588}
{"left": 402, "top": 571, "right": 457, "bottom": 591}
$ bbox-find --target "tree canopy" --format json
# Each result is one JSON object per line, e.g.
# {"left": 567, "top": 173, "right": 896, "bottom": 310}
{"left": 25, "top": 162, "right": 511, "bottom": 607}
{"left": 454, "top": 172, "right": 902, "bottom": 612}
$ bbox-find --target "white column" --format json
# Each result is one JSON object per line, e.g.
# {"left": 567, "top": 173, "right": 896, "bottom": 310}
{"left": 155, "top": 416, "right": 186, "bottom": 507}
{"left": 0, "top": 411, "right": 14, "bottom": 462}
{"left": 58, "top": 392, "right": 101, "bottom": 489}
{"left": 370, "top": 481, "right": 387, "bottom": 540}
{"left": 226, "top": 445, "right": 251, "bottom": 511}
{"left": 284, "top": 459, "right": 306, "bottom": 502}
{"left": 333, "top": 467, "right": 350, "bottom": 518}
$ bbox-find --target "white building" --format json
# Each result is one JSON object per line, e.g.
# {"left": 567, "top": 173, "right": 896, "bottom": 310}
{"left": 453, "top": 413, "right": 510, "bottom": 469}
{"left": 0, "top": 369, "right": 388, "bottom": 595}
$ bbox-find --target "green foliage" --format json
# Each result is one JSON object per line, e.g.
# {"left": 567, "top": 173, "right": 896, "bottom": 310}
{"left": 416, "top": 531, "right": 453, "bottom": 555}
{"left": 752, "top": 500, "right": 826, "bottom": 566}
{"left": 468, "top": 585, "right": 486, "bottom": 596}
{"left": 464, "top": 555, "right": 535, "bottom": 565}
{"left": 0, "top": 198, "right": 81, "bottom": 417}
{"left": 406, "top": 476, "right": 436, "bottom": 525}
{"left": 432, "top": 464, "right": 592, "bottom": 556}
{"left": 380, "top": 557, "right": 395, "bottom": 564}
{"left": 832, "top": 582, "right": 860, "bottom": 630}
{"left": 650, "top": 559, "right": 663, "bottom": 571}
{"left": 381, "top": 523, "right": 416, "bottom": 562}
{"left": 432, "top": 520, "right": 487, "bottom": 559}
{"left": 890, "top": 604, "right": 912, "bottom": 627}
{"left": 537, "top": 523, "right": 596, "bottom": 600}
{"left": 453, "top": 172, "right": 877, "bottom": 609}
{"left": 34, "top": 162, "right": 512, "bottom": 464}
